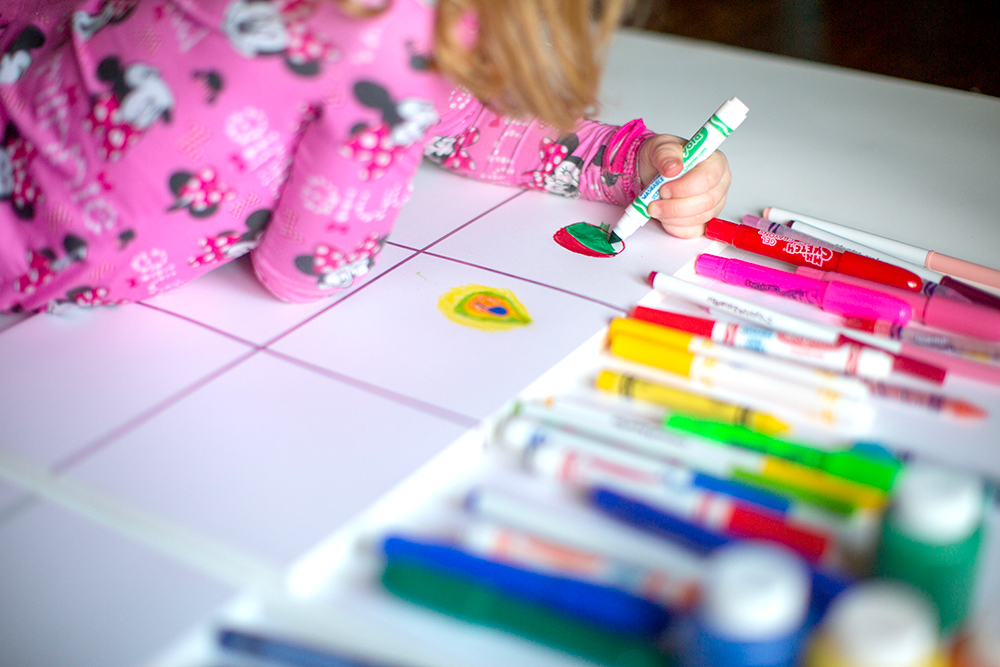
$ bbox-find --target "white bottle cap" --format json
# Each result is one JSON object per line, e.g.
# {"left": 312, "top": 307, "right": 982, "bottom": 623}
{"left": 715, "top": 97, "right": 750, "bottom": 131}
{"left": 823, "top": 580, "right": 939, "bottom": 667}
{"left": 701, "top": 541, "right": 811, "bottom": 641}
{"left": 891, "top": 462, "right": 985, "bottom": 544}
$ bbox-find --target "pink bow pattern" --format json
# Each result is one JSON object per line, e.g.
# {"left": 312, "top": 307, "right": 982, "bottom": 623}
{"left": 6, "top": 132, "right": 41, "bottom": 210}
{"left": 340, "top": 123, "right": 406, "bottom": 181}
{"left": 523, "top": 136, "right": 570, "bottom": 190}
{"left": 84, "top": 94, "right": 143, "bottom": 161}
{"left": 441, "top": 127, "right": 480, "bottom": 171}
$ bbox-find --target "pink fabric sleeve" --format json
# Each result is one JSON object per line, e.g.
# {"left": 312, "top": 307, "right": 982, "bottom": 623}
{"left": 425, "top": 90, "right": 655, "bottom": 206}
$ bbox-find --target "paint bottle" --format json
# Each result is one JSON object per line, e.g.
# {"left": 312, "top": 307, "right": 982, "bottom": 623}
{"left": 684, "top": 541, "right": 811, "bottom": 667}
{"left": 874, "top": 462, "right": 985, "bottom": 633}
{"left": 952, "top": 612, "right": 1000, "bottom": 667}
{"left": 806, "top": 580, "right": 948, "bottom": 667}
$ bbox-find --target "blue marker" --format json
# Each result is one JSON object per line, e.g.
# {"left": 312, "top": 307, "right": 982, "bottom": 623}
{"left": 381, "top": 534, "right": 671, "bottom": 637}
{"left": 587, "top": 487, "right": 851, "bottom": 617}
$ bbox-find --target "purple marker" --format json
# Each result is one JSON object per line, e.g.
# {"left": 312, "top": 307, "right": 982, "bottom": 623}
{"left": 694, "top": 254, "right": 913, "bottom": 324}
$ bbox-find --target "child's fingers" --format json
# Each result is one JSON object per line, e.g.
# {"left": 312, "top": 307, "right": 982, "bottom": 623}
{"left": 649, "top": 176, "right": 728, "bottom": 221}
{"left": 658, "top": 151, "right": 730, "bottom": 201}
{"left": 654, "top": 193, "right": 728, "bottom": 237}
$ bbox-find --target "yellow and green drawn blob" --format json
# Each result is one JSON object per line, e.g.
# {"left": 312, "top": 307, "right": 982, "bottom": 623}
{"left": 438, "top": 285, "right": 531, "bottom": 332}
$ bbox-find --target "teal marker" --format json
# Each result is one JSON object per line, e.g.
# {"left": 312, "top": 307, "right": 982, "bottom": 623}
{"left": 663, "top": 414, "right": 902, "bottom": 491}
{"left": 611, "top": 97, "right": 749, "bottom": 241}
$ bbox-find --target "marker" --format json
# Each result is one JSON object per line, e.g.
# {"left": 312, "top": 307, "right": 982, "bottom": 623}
{"left": 705, "top": 218, "right": 922, "bottom": 292}
{"left": 861, "top": 379, "right": 987, "bottom": 419}
{"left": 499, "top": 403, "right": 793, "bottom": 512}
{"left": 217, "top": 628, "right": 397, "bottom": 667}
{"left": 841, "top": 319, "right": 1000, "bottom": 387}
{"left": 463, "top": 487, "right": 707, "bottom": 584}
{"left": 694, "top": 254, "right": 913, "bottom": 324}
{"left": 588, "top": 487, "right": 852, "bottom": 614}
{"left": 381, "top": 559, "right": 669, "bottom": 667}
{"left": 661, "top": 415, "right": 901, "bottom": 491}
{"left": 609, "top": 333, "right": 877, "bottom": 431}
{"left": 596, "top": 369, "right": 790, "bottom": 434}
{"left": 609, "top": 317, "right": 872, "bottom": 399}
{"left": 644, "top": 275, "right": 947, "bottom": 383}
{"left": 612, "top": 98, "right": 749, "bottom": 240}
{"left": 630, "top": 306, "right": 902, "bottom": 381}
{"left": 647, "top": 271, "right": 841, "bottom": 343}
{"left": 381, "top": 534, "right": 671, "bottom": 636}
{"left": 748, "top": 214, "right": 980, "bottom": 305}
{"left": 459, "top": 522, "right": 700, "bottom": 609}
{"left": 764, "top": 207, "right": 1000, "bottom": 291}
{"left": 796, "top": 267, "right": 1000, "bottom": 341}
{"left": 497, "top": 417, "right": 833, "bottom": 563}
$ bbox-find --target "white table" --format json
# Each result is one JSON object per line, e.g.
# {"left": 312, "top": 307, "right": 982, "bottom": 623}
{"left": 0, "top": 28, "right": 998, "bottom": 667}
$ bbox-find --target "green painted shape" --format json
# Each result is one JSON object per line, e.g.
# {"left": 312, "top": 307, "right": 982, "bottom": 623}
{"left": 564, "top": 222, "right": 623, "bottom": 256}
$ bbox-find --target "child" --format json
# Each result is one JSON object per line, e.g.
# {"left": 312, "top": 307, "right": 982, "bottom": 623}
{"left": 0, "top": 0, "right": 730, "bottom": 312}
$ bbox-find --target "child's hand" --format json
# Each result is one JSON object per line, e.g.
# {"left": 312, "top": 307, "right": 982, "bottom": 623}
{"left": 636, "top": 134, "right": 731, "bottom": 239}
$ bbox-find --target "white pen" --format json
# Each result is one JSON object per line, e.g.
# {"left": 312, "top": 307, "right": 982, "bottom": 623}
{"left": 612, "top": 98, "right": 749, "bottom": 240}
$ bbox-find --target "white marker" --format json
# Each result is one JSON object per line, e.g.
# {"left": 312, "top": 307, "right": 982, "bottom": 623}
{"left": 647, "top": 271, "right": 841, "bottom": 344}
{"left": 612, "top": 98, "right": 749, "bottom": 241}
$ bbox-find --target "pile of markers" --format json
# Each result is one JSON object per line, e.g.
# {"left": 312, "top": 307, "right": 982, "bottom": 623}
{"left": 371, "top": 210, "right": 1000, "bottom": 667}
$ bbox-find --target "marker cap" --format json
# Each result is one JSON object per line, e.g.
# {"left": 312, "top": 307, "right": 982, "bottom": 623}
{"left": 701, "top": 541, "right": 811, "bottom": 641}
{"left": 706, "top": 218, "right": 738, "bottom": 245}
{"left": 835, "top": 252, "right": 923, "bottom": 293}
{"left": 630, "top": 306, "right": 717, "bottom": 337}
{"left": 890, "top": 463, "right": 985, "bottom": 544}
{"left": 821, "top": 580, "right": 940, "bottom": 667}
{"left": 715, "top": 98, "right": 750, "bottom": 130}
{"left": 822, "top": 281, "right": 913, "bottom": 324}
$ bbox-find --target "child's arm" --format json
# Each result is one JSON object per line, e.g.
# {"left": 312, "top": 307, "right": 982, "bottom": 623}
{"left": 427, "top": 89, "right": 730, "bottom": 237}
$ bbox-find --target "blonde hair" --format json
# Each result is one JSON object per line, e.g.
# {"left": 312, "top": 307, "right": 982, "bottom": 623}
{"left": 334, "top": 0, "right": 632, "bottom": 131}
{"left": 434, "top": 0, "right": 631, "bottom": 131}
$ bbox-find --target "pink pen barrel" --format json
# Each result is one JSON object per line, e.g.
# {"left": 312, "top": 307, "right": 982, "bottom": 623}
{"left": 695, "top": 254, "right": 912, "bottom": 324}
{"left": 797, "top": 267, "right": 1000, "bottom": 342}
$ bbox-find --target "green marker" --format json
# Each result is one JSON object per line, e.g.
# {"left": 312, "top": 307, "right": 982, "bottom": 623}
{"left": 611, "top": 97, "right": 749, "bottom": 241}
{"left": 381, "top": 559, "right": 674, "bottom": 667}
{"left": 663, "top": 414, "right": 901, "bottom": 491}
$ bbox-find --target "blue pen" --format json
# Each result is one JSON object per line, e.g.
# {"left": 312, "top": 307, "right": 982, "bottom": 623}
{"left": 587, "top": 487, "right": 852, "bottom": 616}
{"left": 217, "top": 628, "right": 390, "bottom": 667}
{"left": 380, "top": 534, "right": 671, "bottom": 637}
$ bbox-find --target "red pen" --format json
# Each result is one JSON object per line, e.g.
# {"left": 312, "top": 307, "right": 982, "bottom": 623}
{"left": 705, "top": 218, "right": 923, "bottom": 292}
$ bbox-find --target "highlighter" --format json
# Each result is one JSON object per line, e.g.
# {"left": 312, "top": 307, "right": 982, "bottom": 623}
{"left": 795, "top": 266, "right": 1000, "bottom": 341}
{"left": 694, "top": 254, "right": 913, "bottom": 325}
{"left": 705, "top": 218, "right": 922, "bottom": 292}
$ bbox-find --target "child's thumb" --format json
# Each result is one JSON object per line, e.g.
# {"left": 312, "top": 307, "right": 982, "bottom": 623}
{"left": 655, "top": 141, "right": 685, "bottom": 177}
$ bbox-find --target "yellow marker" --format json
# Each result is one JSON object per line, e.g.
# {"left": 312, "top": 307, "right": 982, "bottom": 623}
{"left": 609, "top": 318, "right": 870, "bottom": 400}
{"left": 595, "top": 369, "right": 789, "bottom": 435}
{"left": 608, "top": 333, "right": 876, "bottom": 427}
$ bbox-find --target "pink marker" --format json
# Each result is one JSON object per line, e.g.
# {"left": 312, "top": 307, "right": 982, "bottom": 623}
{"left": 796, "top": 267, "right": 1000, "bottom": 342}
{"left": 694, "top": 254, "right": 913, "bottom": 324}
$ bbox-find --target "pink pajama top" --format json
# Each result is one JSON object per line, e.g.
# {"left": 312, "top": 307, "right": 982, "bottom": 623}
{"left": 0, "top": 0, "right": 653, "bottom": 312}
